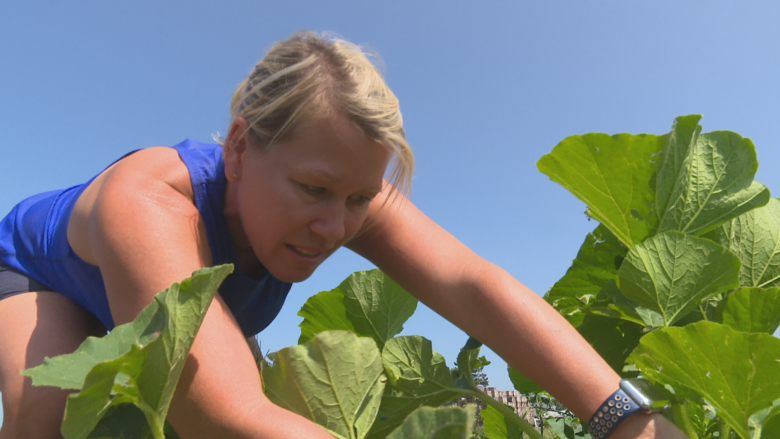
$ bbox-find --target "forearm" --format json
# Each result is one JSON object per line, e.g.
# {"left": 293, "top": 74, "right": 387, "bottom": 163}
{"left": 442, "top": 264, "right": 687, "bottom": 439}
{"left": 167, "top": 296, "right": 334, "bottom": 439}
{"left": 446, "top": 263, "right": 619, "bottom": 420}
{"left": 169, "top": 398, "right": 335, "bottom": 439}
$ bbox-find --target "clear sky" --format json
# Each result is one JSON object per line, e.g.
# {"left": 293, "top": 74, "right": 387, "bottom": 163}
{"left": 2, "top": 0, "right": 780, "bottom": 427}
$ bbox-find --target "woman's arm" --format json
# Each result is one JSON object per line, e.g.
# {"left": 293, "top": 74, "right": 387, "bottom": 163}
{"left": 70, "top": 148, "right": 333, "bottom": 439}
{"left": 348, "top": 191, "right": 687, "bottom": 439}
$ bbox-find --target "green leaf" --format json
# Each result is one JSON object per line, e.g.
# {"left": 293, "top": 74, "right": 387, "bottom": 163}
{"left": 262, "top": 330, "right": 385, "bottom": 439}
{"left": 537, "top": 131, "right": 666, "bottom": 247}
{"left": 655, "top": 116, "right": 770, "bottom": 236}
{"left": 712, "top": 199, "right": 780, "bottom": 288}
{"left": 23, "top": 266, "right": 231, "bottom": 390}
{"left": 617, "top": 231, "right": 741, "bottom": 326}
{"left": 628, "top": 321, "right": 780, "bottom": 439}
{"left": 655, "top": 115, "right": 702, "bottom": 223}
{"left": 591, "top": 280, "right": 662, "bottom": 328}
{"left": 83, "top": 404, "right": 181, "bottom": 439}
{"left": 297, "top": 284, "right": 355, "bottom": 343}
{"left": 576, "top": 315, "right": 644, "bottom": 375}
{"left": 84, "top": 405, "right": 154, "bottom": 439}
{"left": 61, "top": 345, "right": 149, "bottom": 439}
{"left": 385, "top": 405, "right": 475, "bottom": 439}
{"left": 545, "top": 225, "right": 628, "bottom": 327}
{"left": 298, "top": 269, "right": 417, "bottom": 349}
{"left": 720, "top": 287, "right": 780, "bottom": 334}
{"left": 508, "top": 366, "right": 542, "bottom": 394}
{"left": 23, "top": 265, "right": 232, "bottom": 439}
{"left": 545, "top": 417, "right": 593, "bottom": 439}
{"left": 454, "top": 337, "right": 484, "bottom": 390}
{"left": 482, "top": 405, "right": 525, "bottom": 439}
{"left": 367, "top": 336, "right": 467, "bottom": 439}
{"left": 762, "top": 412, "right": 780, "bottom": 439}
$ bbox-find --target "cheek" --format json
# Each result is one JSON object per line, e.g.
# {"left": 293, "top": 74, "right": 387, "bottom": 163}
{"left": 238, "top": 182, "right": 308, "bottom": 239}
{"left": 236, "top": 182, "right": 282, "bottom": 239}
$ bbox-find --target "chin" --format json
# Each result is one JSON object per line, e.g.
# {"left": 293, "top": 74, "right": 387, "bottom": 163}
{"left": 268, "top": 267, "right": 317, "bottom": 283}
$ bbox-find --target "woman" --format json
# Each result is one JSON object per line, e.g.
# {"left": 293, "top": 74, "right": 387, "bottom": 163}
{"left": 0, "top": 31, "right": 686, "bottom": 439}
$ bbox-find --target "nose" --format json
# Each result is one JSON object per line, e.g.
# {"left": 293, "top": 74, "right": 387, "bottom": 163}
{"left": 310, "top": 202, "right": 347, "bottom": 243}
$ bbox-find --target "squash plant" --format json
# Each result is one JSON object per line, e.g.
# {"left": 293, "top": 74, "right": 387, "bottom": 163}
{"left": 524, "top": 115, "right": 780, "bottom": 439}
{"left": 22, "top": 267, "right": 540, "bottom": 438}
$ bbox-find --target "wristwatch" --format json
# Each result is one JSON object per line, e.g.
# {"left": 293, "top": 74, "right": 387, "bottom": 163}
{"left": 587, "top": 379, "right": 671, "bottom": 439}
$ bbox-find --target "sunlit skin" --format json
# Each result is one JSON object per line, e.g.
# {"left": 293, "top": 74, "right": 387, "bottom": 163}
{"left": 222, "top": 115, "right": 390, "bottom": 283}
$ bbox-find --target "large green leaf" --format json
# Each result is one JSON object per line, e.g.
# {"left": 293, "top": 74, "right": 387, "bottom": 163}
{"left": 712, "top": 199, "right": 780, "bottom": 288}
{"left": 576, "top": 314, "right": 644, "bottom": 375}
{"left": 592, "top": 280, "right": 663, "bottom": 328}
{"left": 508, "top": 365, "right": 542, "bottom": 394}
{"left": 655, "top": 116, "right": 769, "bottom": 236}
{"left": 763, "top": 413, "right": 780, "bottom": 439}
{"left": 545, "top": 225, "right": 627, "bottom": 327}
{"left": 719, "top": 287, "right": 780, "bottom": 334}
{"left": 537, "top": 131, "right": 666, "bottom": 247}
{"left": 617, "top": 231, "right": 741, "bottom": 326}
{"left": 297, "top": 283, "right": 355, "bottom": 342}
{"left": 367, "top": 336, "right": 468, "bottom": 439}
{"left": 385, "top": 405, "right": 475, "bottom": 439}
{"left": 262, "top": 330, "right": 385, "bottom": 439}
{"left": 23, "top": 266, "right": 231, "bottom": 390}
{"left": 23, "top": 265, "right": 232, "bottom": 439}
{"left": 628, "top": 322, "right": 780, "bottom": 439}
{"left": 298, "top": 269, "right": 417, "bottom": 349}
{"left": 61, "top": 345, "right": 149, "bottom": 439}
{"left": 482, "top": 405, "right": 525, "bottom": 439}
{"left": 84, "top": 405, "right": 180, "bottom": 439}
{"left": 654, "top": 115, "right": 702, "bottom": 222}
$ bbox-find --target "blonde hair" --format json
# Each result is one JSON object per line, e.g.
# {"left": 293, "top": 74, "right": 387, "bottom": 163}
{"left": 225, "top": 31, "right": 414, "bottom": 195}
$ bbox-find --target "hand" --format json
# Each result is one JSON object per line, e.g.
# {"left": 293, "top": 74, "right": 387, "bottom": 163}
{"left": 611, "top": 411, "right": 689, "bottom": 439}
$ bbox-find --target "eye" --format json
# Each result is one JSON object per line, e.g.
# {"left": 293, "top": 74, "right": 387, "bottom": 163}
{"left": 299, "top": 183, "right": 326, "bottom": 197}
{"left": 349, "top": 194, "right": 375, "bottom": 207}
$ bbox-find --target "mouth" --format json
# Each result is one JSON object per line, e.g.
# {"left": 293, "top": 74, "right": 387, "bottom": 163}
{"left": 287, "top": 244, "right": 324, "bottom": 259}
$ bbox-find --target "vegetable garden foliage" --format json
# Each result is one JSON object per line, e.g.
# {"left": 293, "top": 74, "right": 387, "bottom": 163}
{"left": 22, "top": 267, "right": 538, "bottom": 439}
{"left": 532, "top": 115, "right": 780, "bottom": 439}
{"left": 22, "top": 115, "right": 780, "bottom": 439}
{"left": 270, "top": 270, "right": 543, "bottom": 439}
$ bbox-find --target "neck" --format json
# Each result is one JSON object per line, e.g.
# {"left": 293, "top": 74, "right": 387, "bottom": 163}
{"left": 223, "top": 180, "right": 266, "bottom": 278}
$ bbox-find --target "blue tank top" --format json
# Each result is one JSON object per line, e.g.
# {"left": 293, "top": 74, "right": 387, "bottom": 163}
{"left": 0, "top": 139, "right": 292, "bottom": 336}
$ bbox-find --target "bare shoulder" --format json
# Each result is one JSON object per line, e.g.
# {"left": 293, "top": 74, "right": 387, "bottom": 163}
{"left": 67, "top": 147, "right": 212, "bottom": 323}
{"left": 69, "top": 147, "right": 198, "bottom": 263}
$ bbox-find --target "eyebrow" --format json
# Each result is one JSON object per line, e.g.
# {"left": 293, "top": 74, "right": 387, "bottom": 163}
{"left": 305, "top": 169, "right": 340, "bottom": 184}
{"left": 302, "top": 169, "right": 383, "bottom": 193}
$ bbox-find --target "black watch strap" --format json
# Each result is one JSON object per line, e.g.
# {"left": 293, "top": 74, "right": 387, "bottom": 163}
{"left": 587, "top": 387, "right": 641, "bottom": 439}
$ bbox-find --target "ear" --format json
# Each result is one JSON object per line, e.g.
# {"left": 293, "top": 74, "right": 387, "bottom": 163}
{"left": 224, "top": 118, "right": 250, "bottom": 182}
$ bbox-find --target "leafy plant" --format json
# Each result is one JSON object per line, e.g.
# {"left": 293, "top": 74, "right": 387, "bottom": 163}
{"left": 22, "top": 268, "right": 528, "bottom": 438}
{"left": 283, "top": 270, "right": 543, "bottom": 439}
{"left": 262, "top": 330, "right": 386, "bottom": 439}
{"left": 529, "top": 114, "right": 780, "bottom": 439}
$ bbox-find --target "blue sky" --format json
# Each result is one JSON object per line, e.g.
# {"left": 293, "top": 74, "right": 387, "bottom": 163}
{"left": 2, "top": 0, "right": 780, "bottom": 427}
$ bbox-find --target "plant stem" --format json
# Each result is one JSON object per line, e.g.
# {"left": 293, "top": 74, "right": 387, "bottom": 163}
{"left": 720, "top": 421, "right": 733, "bottom": 439}
{"left": 671, "top": 401, "right": 699, "bottom": 439}
{"left": 154, "top": 417, "right": 166, "bottom": 439}
{"left": 468, "top": 389, "right": 545, "bottom": 439}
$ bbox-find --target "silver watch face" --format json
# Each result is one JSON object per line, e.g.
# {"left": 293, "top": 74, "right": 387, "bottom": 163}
{"left": 620, "top": 379, "right": 671, "bottom": 411}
